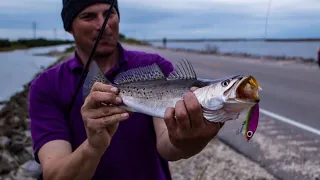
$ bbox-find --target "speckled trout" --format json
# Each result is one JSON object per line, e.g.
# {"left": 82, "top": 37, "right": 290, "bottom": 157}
{"left": 83, "top": 59, "right": 261, "bottom": 138}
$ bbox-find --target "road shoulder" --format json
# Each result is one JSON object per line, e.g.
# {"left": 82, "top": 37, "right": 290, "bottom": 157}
{"left": 218, "top": 113, "right": 320, "bottom": 180}
{"left": 169, "top": 137, "right": 277, "bottom": 180}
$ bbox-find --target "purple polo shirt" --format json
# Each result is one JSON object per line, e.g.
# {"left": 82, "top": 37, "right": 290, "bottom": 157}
{"left": 29, "top": 43, "right": 174, "bottom": 180}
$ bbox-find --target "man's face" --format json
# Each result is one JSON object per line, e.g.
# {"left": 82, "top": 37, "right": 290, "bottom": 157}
{"left": 69, "top": 3, "right": 119, "bottom": 57}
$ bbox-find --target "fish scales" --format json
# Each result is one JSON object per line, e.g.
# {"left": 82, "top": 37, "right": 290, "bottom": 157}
{"left": 116, "top": 79, "right": 199, "bottom": 118}
{"left": 118, "top": 79, "right": 197, "bottom": 99}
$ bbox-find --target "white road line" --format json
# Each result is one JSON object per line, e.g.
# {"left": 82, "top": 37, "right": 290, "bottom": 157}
{"left": 260, "top": 108, "right": 320, "bottom": 136}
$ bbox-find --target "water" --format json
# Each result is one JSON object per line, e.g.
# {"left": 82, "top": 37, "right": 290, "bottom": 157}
{"left": 0, "top": 44, "right": 74, "bottom": 106}
{"left": 150, "top": 41, "right": 320, "bottom": 60}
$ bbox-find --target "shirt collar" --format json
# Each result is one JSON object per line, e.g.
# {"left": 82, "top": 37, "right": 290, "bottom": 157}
{"left": 69, "top": 42, "right": 128, "bottom": 73}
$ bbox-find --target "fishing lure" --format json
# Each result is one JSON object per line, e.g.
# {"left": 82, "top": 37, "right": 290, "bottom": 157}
{"left": 237, "top": 103, "right": 260, "bottom": 141}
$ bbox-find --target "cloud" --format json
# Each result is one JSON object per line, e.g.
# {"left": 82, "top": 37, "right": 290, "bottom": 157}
{"left": 0, "top": 0, "right": 319, "bottom": 40}
{"left": 118, "top": 0, "right": 320, "bottom": 39}
{"left": 0, "top": 0, "right": 62, "bottom": 14}
{"left": 120, "top": 0, "right": 270, "bottom": 12}
{"left": 119, "top": 0, "right": 320, "bottom": 17}
{"left": 0, "top": 12, "right": 64, "bottom": 30}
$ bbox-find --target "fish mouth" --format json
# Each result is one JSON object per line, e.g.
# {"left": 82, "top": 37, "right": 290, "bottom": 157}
{"left": 235, "top": 76, "right": 261, "bottom": 103}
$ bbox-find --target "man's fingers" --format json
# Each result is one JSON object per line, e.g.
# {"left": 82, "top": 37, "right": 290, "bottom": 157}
{"left": 91, "top": 91, "right": 122, "bottom": 105}
{"left": 84, "top": 91, "right": 122, "bottom": 109}
{"left": 85, "top": 106, "right": 128, "bottom": 119}
{"left": 202, "top": 121, "right": 223, "bottom": 138}
{"left": 85, "top": 118, "right": 102, "bottom": 132}
{"left": 85, "top": 112, "right": 129, "bottom": 131}
{"left": 85, "top": 82, "right": 120, "bottom": 107}
{"left": 208, "top": 121, "right": 225, "bottom": 130}
{"left": 101, "top": 113, "right": 129, "bottom": 126}
{"left": 183, "top": 92, "right": 203, "bottom": 129}
{"left": 107, "top": 122, "right": 119, "bottom": 137}
{"left": 164, "top": 107, "right": 177, "bottom": 132}
{"left": 90, "top": 82, "right": 118, "bottom": 94}
{"left": 175, "top": 100, "right": 191, "bottom": 130}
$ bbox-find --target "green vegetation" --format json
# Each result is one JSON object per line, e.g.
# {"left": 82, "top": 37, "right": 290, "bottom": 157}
{"left": 119, "top": 33, "right": 150, "bottom": 46}
{"left": 64, "top": 46, "right": 76, "bottom": 53}
{"left": 0, "top": 38, "right": 74, "bottom": 52}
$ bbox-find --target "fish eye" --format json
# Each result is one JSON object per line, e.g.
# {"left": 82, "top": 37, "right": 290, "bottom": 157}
{"left": 247, "top": 131, "right": 253, "bottom": 137}
{"left": 221, "top": 79, "right": 230, "bottom": 87}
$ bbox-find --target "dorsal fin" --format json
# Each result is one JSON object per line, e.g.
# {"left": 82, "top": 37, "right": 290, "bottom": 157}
{"left": 83, "top": 60, "right": 110, "bottom": 100}
{"left": 167, "top": 58, "right": 197, "bottom": 80}
{"left": 113, "top": 63, "right": 166, "bottom": 84}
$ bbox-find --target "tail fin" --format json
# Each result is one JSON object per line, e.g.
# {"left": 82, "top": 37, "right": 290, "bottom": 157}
{"left": 83, "top": 60, "right": 111, "bottom": 101}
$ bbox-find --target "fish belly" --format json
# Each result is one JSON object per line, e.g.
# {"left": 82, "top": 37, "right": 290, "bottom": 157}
{"left": 203, "top": 107, "right": 242, "bottom": 122}
{"left": 122, "top": 96, "right": 181, "bottom": 118}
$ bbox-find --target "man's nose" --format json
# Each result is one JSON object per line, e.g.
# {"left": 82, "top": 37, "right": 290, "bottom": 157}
{"left": 95, "top": 14, "right": 109, "bottom": 30}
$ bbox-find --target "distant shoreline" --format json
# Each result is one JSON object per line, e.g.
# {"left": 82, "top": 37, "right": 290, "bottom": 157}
{"left": 150, "top": 44, "right": 317, "bottom": 64}
{"left": 60, "top": 41, "right": 318, "bottom": 64}
{"left": 144, "top": 38, "right": 320, "bottom": 43}
{"left": 0, "top": 43, "right": 73, "bottom": 52}
{"left": 0, "top": 37, "right": 150, "bottom": 53}
{"left": 9, "top": 38, "right": 317, "bottom": 65}
{"left": 58, "top": 41, "right": 317, "bottom": 64}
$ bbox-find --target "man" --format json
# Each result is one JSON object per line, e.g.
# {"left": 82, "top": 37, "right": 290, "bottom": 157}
{"left": 29, "top": 0, "right": 223, "bottom": 179}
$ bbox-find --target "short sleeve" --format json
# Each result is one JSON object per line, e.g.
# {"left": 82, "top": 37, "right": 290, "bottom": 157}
{"left": 29, "top": 74, "right": 71, "bottom": 163}
{"left": 154, "top": 54, "right": 174, "bottom": 77}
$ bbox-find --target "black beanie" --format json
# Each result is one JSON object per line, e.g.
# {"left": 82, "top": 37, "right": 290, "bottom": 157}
{"left": 61, "top": 0, "right": 120, "bottom": 31}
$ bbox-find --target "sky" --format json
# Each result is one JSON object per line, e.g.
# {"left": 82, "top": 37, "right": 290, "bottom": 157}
{"left": 0, "top": 0, "right": 319, "bottom": 41}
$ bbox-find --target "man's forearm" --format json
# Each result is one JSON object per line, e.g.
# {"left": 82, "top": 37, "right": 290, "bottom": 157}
{"left": 156, "top": 129, "right": 207, "bottom": 161}
{"left": 43, "top": 139, "right": 105, "bottom": 180}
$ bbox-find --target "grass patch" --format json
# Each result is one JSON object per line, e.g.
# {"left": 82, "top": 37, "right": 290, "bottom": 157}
{"left": 0, "top": 38, "right": 74, "bottom": 52}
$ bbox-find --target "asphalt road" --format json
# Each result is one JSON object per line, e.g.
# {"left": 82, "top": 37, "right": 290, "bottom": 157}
{"left": 123, "top": 43, "right": 320, "bottom": 180}
{"left": 123, "top": 44, "right": 320, "bottom": 129}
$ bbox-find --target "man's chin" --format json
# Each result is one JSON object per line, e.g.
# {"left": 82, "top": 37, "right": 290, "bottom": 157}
{"left": 93, "top": 50, "right": 113, "bottom": 57}
{"left": 99, "top": 42, "right": 116, "bottom": 49}
{"left": 81, "top": 41, "right": 117, "bottom": 57}
{"left": 95, "top": 43, "right": 115, "bottom": 51}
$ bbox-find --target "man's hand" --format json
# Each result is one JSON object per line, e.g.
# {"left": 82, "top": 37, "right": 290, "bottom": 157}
{"left": 81, "top": 82, "right": 129, "bottom": 155}
{"left": 163, "top": 87, "right": 223, "bottom": 157}
{"left": 36, "top": 82, "right": 130, "bottom": 180}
